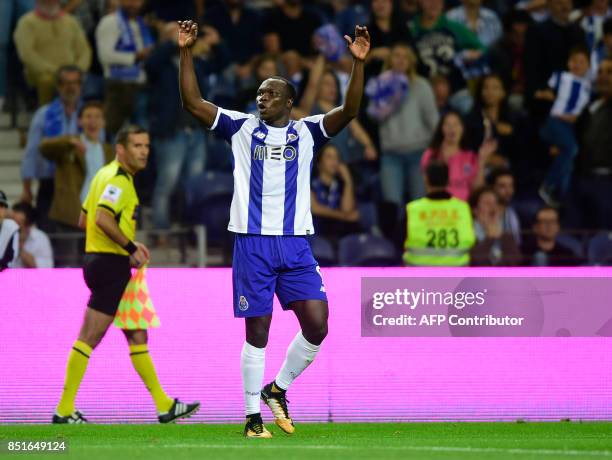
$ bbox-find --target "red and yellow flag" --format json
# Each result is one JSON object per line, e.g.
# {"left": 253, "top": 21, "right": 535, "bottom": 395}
{"left": 114, "top": 266, "right": 160, "bottom": 329}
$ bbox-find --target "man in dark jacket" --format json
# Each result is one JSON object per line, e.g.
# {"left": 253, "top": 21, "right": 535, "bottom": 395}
{"left": 566, "top": 57, "right": 612, "bottom": 230}
{"left": 145, "top": 21, "right": 229, "bottom": 243}
{"left": 523, "top": 0, "right": 587, "bottom": 120}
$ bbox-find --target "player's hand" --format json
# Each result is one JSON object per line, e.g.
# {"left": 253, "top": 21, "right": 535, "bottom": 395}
{"left": 344, "top": 25, "right": 370, "bottom": 62}
{"left": 130, "top": 241, "right": 150, "bottom": 267}
{"left": 178, "top": 20, "right": 198, "bottom": 49}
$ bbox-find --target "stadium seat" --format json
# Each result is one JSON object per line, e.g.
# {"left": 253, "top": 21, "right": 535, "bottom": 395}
{"left": 556, "top": 233, "right": 584, "bottom": 260}
{"left": 587, "top": 232, "right": 612, "bottom": 266}
{"left": 184, "top": 172, "right": 234, "bottom": 246}
{"left": 309, "top": 236, "right": 336, "bottom": 266}
{"left": 338, "top": 233, "right": 399, "bottom": 267}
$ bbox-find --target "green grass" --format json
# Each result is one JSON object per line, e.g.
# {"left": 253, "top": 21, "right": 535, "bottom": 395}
{"left": 1, "top": 422, "right": 611, "bottom": 460}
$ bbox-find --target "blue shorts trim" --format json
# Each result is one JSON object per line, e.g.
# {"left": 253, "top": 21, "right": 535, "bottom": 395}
{"left": 232, "top": 234, "right": 327, "bottom": 318}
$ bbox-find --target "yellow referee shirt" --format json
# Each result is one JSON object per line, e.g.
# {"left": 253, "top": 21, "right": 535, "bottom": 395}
{"left": 82, "top": 160, "right": 139, "bottom": 255}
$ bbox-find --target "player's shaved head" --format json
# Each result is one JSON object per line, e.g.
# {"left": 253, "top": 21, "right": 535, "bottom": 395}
{"left": 267, "top": 76, "right": 297, "bottom": 101}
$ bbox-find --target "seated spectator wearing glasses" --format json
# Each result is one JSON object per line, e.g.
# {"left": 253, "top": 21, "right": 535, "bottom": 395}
{"left": 469, "top": 186, "right": 522, "bottom": 266}
{"left": 311, "top": 144, "right": 361, "bottom": 242}
{"left": 402, "top": 162, "right": 475, "bottom": 266}
{"left": 522, "top": 206, "right": 580, "bottom": 266}
{"left": 487, "top": 167, "right": 522, "bottom": 244}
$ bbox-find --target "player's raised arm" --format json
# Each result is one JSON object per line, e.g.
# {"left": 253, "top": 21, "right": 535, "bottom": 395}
{"left": 178, "top": 20, "right": 218, "bottom": 128}
{"left": 322, "top": 25, "right": 370, "bottom": 136}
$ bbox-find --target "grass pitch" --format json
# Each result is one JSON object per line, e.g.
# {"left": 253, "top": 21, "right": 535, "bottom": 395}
{"left": 1, "top": 422, "right": 611, "bottom": 460}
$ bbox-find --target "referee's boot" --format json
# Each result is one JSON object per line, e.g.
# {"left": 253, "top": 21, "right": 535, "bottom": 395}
{"left": 52, "top": 410, "right": 88, "bottom": 424}
{"left": 158, "top": 398, "right": 200, "bottom": 424}
{"left": 244, "top": 413, "right": 272, "bottom": 438}
{"left": 261, "top": 381, "right": 295, "bottom": 434}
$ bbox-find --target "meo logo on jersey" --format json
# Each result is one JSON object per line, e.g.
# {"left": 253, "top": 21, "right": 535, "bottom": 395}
{"left": 253, "top": 145, "right": 297, "bottom": 162}
{"left": 239, "top": 295, "right": 249, "bottom": 311}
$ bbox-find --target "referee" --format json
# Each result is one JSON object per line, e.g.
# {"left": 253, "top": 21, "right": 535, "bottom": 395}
{"left": 53, "top": 125, "right": 199, "bottom": 424}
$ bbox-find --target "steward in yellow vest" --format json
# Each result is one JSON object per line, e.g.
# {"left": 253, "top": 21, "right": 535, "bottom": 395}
{"left": 403, "top": 162, "right": 475, "bottom": 266}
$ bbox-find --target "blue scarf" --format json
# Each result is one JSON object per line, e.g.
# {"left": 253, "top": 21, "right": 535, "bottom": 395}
{"left": 314, "top": 24, "right": 346, "bottom": 62}
{"left": 43, "top": 97, "right": 65, "bottom": 137}
{"left": 365, "top": 70, "right": 409, "bottom": 122}
{"left": 110, "top": 9, "right": 154, "bottom": 81}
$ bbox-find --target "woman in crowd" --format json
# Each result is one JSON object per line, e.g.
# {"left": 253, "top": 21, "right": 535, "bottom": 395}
{"left": 421, "top": 110, "right": 496, "bottom": 201}
{"left": 464, "top": 73, "right": 524, "bottom": 165}
{"left": 378, "top": 43, "right": 439, "bottom": 207}
{"left": 469, "top": 186, "right": 522, "bottom": 266}
{"left": 311, "top": 144, "right": 362, "bottom": 242}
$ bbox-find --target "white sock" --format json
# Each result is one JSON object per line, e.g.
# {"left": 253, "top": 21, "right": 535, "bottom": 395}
{"left": 274, "top": 331, "right": 321, "bottom": 391}
{"left": 241, "top": 341, "right": 265, "bottom": 416}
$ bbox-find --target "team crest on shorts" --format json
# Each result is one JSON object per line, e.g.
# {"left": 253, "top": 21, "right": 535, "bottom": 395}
{"left": 239, "top": 295, "right": 249, "bottom": 311}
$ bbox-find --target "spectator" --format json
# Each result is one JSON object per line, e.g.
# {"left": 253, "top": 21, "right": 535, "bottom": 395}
{"left": 567, "top": 56, "right": 612, "bottom": 229}
{"left": 488, "top": 167, "right": 522, "bottom": 244}
{"left": 488, "top": 9, "right": 532, "bottom": 109}
{"left": 591, "top": 17, "right": 612, "bottom": 76}
{"left": 464, "top": 73, "right": 525, "bottom": 162}
{"left": 11, "top": 202, "right": 54, "bottom": 268}
{"left": 235, "top": 53, "right": 281, "bottom": 114}
{"left": 60, "top": 0, "right": 111, "bottom": 36}
{"left": 294, "top": 56, "right": 377, "bottom": 165}
{"left": 311, "top": 144, "right": 361, "bottom": 241}
{"left": 13, "top": 0, "right": 91, "bottom": 105}
{"left": 410, "top": 0, "right": 484, "bottom": 113}
{"left": 402, "top": 162, "right": 475, "bottom": 266}
{"left": 469, "top": 186, "right": 522, "bottom": 266}
{"left": 378, "top": 43, "right": 439, "bottom": 206}
{"left": 96, "top": 0, "right": 154, "bottom": 136}
{"left": 421, "top": 110, "right": 495, "bottom": 201}
{"left": 21, "top": 65, "right": 84, "bottom": 232}
{"left": 523, "top": 0, "right": 587, "bottom": 118}
{"left": 447, "top": 0, "right": 503, "bottom": 48}
{"left": 522, "top": 206, "right": 579, "bottom": 265}
{"left": 262, "top": 0, "right": 322, "bottom": 56}
{"left": 143, "top": 0, "right": 203, "bottom": 22}
{"left": 0, "top": 191, "right": 20, "bottom": 271}
{"left": 0, "top": 0, "right": 35, "bottom": 110}
{"left": 39, "top": 101, "right": 112, "bottom": 229}
{"left": 204, "top": 0, "right": 263, "bottom": 80}
{"left": 146, "top": 22, "right": 226, "bottom": 243}
{"left": 573, "top": 0, "right": 612, "bottom": 53}
{"left": 536, "top": 45, "right": 592, "bottom": 206}
{"left": 366, "top": 0, "right": 413, "bottom": 74}
{"left": 330, "top": 0, "right": 370, "bottom": 37}
{"left": 399, "top": 0, "right": 419, "bottom": 18}
{"left": 430, "top": 74, "right": 452, "bottom": 115}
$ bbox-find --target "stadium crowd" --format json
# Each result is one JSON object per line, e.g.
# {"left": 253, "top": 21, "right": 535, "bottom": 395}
{"left": 1, "top": 0, "right": 612, "bottom": 268}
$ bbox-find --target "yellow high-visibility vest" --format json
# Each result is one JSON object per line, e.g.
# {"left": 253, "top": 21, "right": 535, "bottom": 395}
{"left": 403, "top": 196, "right": 475, "bottom": 266}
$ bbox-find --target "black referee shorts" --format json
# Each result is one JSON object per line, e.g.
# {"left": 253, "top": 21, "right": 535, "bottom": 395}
{"left": 83, "top": 253, "right": 131, "bottom": 316}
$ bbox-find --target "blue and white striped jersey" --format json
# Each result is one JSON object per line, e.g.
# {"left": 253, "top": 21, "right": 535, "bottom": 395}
{"left": 209, "top": 107, "right": 330, "bottom": 235}
{"left": 548, "top": 71, "right": 592, "bottom": 117}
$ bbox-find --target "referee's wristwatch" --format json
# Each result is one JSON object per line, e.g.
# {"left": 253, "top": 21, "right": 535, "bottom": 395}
{"left": 123, "top": 241, "right": 138, "bottom": 255}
